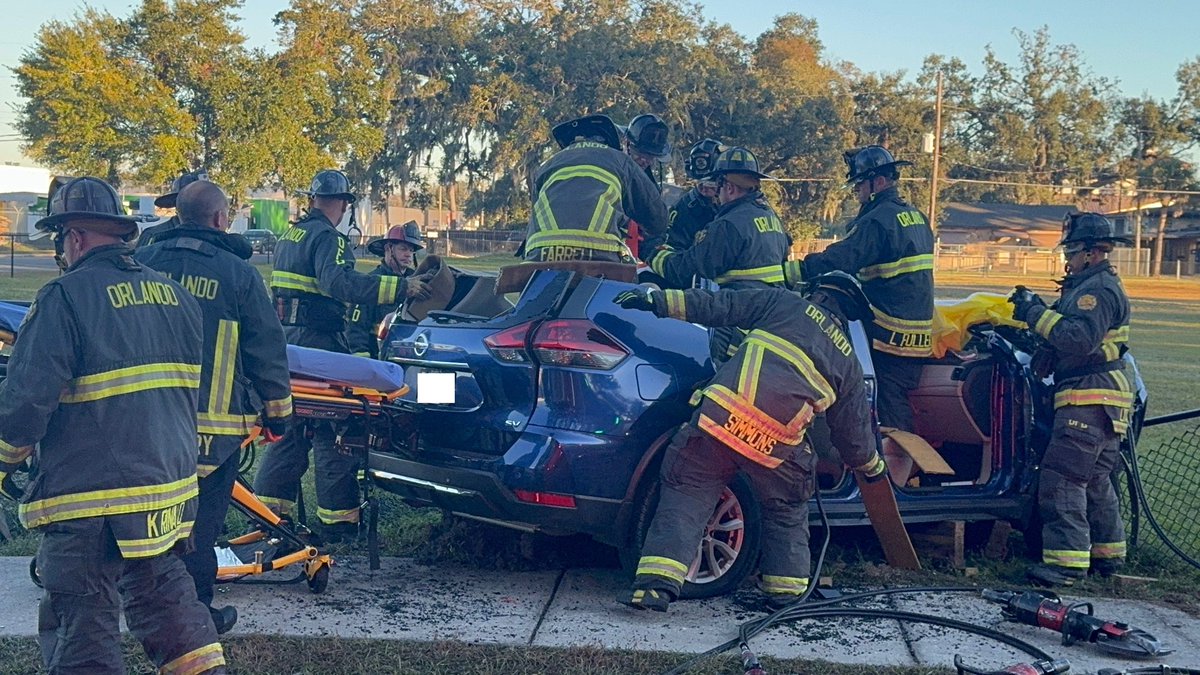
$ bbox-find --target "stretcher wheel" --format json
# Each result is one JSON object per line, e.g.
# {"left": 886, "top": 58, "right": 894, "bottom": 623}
{"left": 307, "top": 563, "right": 330, "bottom": 594}
{"left": 29, "top": 557, "right": 42, "bottom": 588}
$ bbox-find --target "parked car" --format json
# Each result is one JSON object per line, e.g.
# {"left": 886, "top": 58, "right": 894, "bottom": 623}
{"left": 243, "top": 229, "right": 277, "bottom": 254}
{"left": 360, "top": 265, "right": 1147, "bottom": 597}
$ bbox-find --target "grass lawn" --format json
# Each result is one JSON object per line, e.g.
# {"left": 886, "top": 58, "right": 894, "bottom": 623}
{"left": 0, "top": 635, "right": 953, "bottom": 675}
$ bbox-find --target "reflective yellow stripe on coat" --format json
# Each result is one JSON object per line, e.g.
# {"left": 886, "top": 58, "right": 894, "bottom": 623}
{"left": 0, "top": 438, "right": 32, "bottom": 465}
{"left": 271, "top": 270, "right": 324, "bottom": 295}
{"left": 207, "top": 320, "right": 238, "bottom": 416}
{"left": 59, "top": 363, "right": 201, "bottom": 404}
{"left": 264, "top": 396, "right": 294, "bottom": 419}
{"left": 714, "top": 265, "right": 786, "bottom": 285}
{"left": 528, "top": 165, "right": 626, "bottom": 253}
{"left": 857, "top": 253, "right": 934, "bottom": 281}
{"left": 19, "top": 475, "right": 199, "bottom": 529}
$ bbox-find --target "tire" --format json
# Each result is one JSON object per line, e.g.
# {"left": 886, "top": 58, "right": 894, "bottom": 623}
{"left": 620, "top": 472, "right": 762, "bottom": 599}
{"left": 307, "top": 563, "right": 330, "bottom": 594}
{"left": 29, "top": 557, "right": 41, "bottom": 589}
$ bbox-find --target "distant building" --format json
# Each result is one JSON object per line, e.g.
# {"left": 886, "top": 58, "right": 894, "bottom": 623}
{"left": 939, "top": 203, "right": 1073, "bottom": 247}
{"left": 0, "top": 165, "right": 52, "bottom": 234}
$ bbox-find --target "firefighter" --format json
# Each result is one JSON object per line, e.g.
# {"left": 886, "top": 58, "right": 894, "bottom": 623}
{"left": 665, "top": 138, "right": 724, "bottom": 250}
{"left": 614, "top": 272, "right": 887, "bottom": 611}
{"left": 648, "top": 147, "right": 791, "bottom": 361}
{"left": 524, "top": 114, "right": 669, "bottom": 263}
{"left": 134, "top": 180, "right": 293, "bottom": 633}
{"left": 346, "top": 220, "right": 432, "bottom": 358}
{"left": 783, "top": 145, "right": 934, "bottom": 432}
{"left": 1010, "top": 212, "right": 1133, "bottom": 587}
{"left": 0, "top": 177, "right": 225, "bottom": 674}
{"left": 649, "top": 146, "right": 789, "bottom": 290}
{"left": 255, "top": 168, "right": 404, "bottom": 541}
{"left": 137, "top": 169, "right": 209, "bottom": 248}
{"left": 624, "top": 113, "right": 672, "bottom": 189}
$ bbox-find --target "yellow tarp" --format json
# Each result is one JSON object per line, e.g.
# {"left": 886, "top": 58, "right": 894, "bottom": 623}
{"left": 932, "top": 292, "right": 1026, "bottom": 358}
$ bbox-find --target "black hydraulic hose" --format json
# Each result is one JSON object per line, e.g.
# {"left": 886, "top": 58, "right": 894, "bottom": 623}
{"left": 663, "top": 587, "right": 1050, "bottom": 675}
{"left": 1108, "top": 662, "right": 1200, "bottom": 667}
{"left": 1141, "top": 409, "right": 1200, "bottom": 428}
{"left": 662, "top": 482, "right": 995, "bottom": 675}
{"left": 1122, "top": 452, "right": 1200, "bottom": 572}
{"left": 761, "top": 607, "right": 1053, "bottom": 661}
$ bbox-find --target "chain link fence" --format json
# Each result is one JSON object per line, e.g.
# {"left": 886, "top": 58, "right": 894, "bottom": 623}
{"left": 1121, "top": 419, "right": 1200, "bottom": 571}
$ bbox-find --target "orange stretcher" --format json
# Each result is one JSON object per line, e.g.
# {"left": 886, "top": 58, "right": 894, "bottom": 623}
{"left": 282, "top": 359, "right": 417, "bottom": 572}
{"left": 215, "top": 472, "right": 334, "bottom": 593}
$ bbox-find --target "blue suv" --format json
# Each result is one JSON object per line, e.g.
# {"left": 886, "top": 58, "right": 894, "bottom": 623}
{"left": 366, "top": 266, "right": 1146, "bottom": 598}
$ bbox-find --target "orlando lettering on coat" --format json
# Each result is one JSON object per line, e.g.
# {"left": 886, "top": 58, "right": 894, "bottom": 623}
{"left": 167, "top": 273, "right": 220, "bottom": 301}
{"left": 105, "top": 281, "right": 180, "bottom": 309}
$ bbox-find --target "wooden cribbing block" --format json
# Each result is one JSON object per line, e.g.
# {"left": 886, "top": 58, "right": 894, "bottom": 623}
{"left": 911, "top": 521, "right": 965, "bottom": 569}
{"left": 984, "top": 520, "right": 1013, "bottom": 560}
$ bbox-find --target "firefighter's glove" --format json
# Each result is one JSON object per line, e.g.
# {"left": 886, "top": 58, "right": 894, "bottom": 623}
{"left": 405, "top": 277, "right": 432, "bottom": 302}
{"left": 0, "top": 467, "right": 22, "bottom": 502}
{"left": 263, "top": 417, "right": 290, "bottom": 443}
{"left": 854, "top": 452, "right": 888, "bottom": 484}
{"left": 1009, "top": 285, "right": 1045, "bottom": 322}
{"left": 614, "top": 288, "right": 657, "bottom": 313}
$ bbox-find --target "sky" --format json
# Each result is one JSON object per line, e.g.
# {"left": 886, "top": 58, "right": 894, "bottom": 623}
{"left": 3, "top": 0, "right": 1199, "bottom": 165}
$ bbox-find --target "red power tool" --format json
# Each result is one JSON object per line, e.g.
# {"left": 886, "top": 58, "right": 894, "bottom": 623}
{"left": 954, "top": 654, "right": 1071, "bottom": 674}
{"left": 982, "top": 589, "right": 1172, "bottom": 659}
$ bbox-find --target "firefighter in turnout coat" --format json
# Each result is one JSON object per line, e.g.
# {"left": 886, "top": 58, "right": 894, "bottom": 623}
{"left": 0, "top": 177, "right": 225, "bottom": 674}
{"left": 256, "top": 169, "right": 403, "bottom": 540}
{"left": 783, "top": 146, "right": 934, "bottom": 432}
{"left": 614, "top": 272, "right": 887, "bottom": 611}
{"left": 665, "top": 138, "right": 724, "bottom": 250}
{"left": 523, "top": 114, "right": 669, "bottom": 263}
{"left": 649, "top": 147, "right": 791, "bottom": 362}
{"left": 135, "top": 180, "right": 292, "bottom": 633}
{"left": 1011, "top": 212, "right": 1134, "bottom": 587}
{"left": 345, "top": 221, "right": 431, "bottom": 358}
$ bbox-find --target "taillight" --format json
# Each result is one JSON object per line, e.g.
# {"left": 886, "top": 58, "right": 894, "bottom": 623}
{"left": 484, "top": 322, "right": 533, "bottom": 363}
{"left": 513, "top": 489, "right": 577, "bottom": 508}
{"left": 531, "top": 319, "right": 629, "bottom": 370}
{"left": 375, "top": 311, "right": 397, "bottom": 341}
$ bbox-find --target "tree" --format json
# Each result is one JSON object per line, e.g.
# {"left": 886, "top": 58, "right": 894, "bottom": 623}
{"left": 969, "top": 28, "right": 1115, "bottom": 198}
{"left": 14, "top": 9, "right": 196, "bottom": 186}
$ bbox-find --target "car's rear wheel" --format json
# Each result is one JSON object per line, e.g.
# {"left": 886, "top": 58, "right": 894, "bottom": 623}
{"left": 620, "top": 472, "right": 762, "bottom": 599}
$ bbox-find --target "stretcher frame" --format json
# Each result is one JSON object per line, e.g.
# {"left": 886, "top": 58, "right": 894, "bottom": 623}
{"left": 280, "top": 376, "right": 416, "bottom": 572}
{"left": 216, "top": 474, "right": 334, "bottom": 593}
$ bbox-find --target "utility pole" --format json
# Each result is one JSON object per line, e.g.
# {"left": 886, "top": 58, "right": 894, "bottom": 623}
{"left": 928, "top": 71, "right": 944, "bottom": 231}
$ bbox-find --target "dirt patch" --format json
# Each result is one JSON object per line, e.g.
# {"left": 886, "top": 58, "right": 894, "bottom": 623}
{"left": 414, "top": 515, "right": 620, "bottom": 572}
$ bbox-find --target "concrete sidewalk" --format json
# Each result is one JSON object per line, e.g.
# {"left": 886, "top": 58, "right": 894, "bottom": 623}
{"left": 2, "top": 555, "right": 1198, "bottom": 672}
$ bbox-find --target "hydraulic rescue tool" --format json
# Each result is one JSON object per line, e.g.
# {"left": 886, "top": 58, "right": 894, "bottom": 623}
{"left": 982, "top": 589, "right": 1172, "bottom": 659}
{"left": 954, "top": 654, "right": 1071, "bottom": 674}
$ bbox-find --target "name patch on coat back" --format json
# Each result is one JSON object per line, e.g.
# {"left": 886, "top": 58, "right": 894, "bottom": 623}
{"left": 145, "top": 502, "right": 186, "bottom": 539}
{"left": 106, "top": 281, "right": 181, "bottom": 309}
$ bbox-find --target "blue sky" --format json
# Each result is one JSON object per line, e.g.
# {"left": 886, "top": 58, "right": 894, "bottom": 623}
{"left": 3, "top": 0, "right": 1198, "bottom": 165}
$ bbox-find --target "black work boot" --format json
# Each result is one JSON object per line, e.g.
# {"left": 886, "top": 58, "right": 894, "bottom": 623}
{"left": 210, "top": 605, "right": 238, "bottom": 635}
{"left": 320, "top": 522, "right": 359, "bottom": 544}
{"left": 1090, "top": 559, "right": 1123, "bottom": 578}
{"left": 1027, "top": 564, "right": 1086, "bottom": 587}
{"left": 618, "top": 586, "right": 674, "bottom": 612}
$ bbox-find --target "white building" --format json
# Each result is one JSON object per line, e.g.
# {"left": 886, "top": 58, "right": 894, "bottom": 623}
{"left": 0, "top": 165, "right": 52, "bottom": 234}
